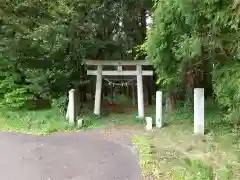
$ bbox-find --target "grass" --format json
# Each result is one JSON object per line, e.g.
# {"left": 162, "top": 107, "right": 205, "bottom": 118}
{"left": 133, "top": 102, "right": 240, "bottom": 180}
{"left": 0, "top": 107, "right": 71, "bottom": 135}
{"left": 0, "top": 104, "right": 146, "bottom": 135}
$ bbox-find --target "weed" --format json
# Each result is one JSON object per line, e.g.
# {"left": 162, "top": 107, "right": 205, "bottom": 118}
{"left": 133, "top": 101, "right": 240, "bottom": 180}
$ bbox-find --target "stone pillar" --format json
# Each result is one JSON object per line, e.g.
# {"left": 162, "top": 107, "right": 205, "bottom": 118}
{"left": 156, "top": 91, "right": 163, "bottom": 128}
{"left": 68, "top": 89, "right": 76, "bottom": 126}
{"left": 94, "top": 65, "right": 102, "bottom": 115}
{"left": 194, "top": 88, "right": 204, "bottom": 135}
{"left": 145, "top": 117, "right": 153, "bottom": 130}
{"left": 136, "top": 65, "right": 144, "bottom": 118}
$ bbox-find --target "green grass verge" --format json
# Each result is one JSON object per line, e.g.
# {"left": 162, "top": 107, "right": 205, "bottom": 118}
{"left": 0, "top": 106, "right": 146, "bottom": 135}
{"left": 133, "top": 103, "right": 240, "bottom": 180}
{"left": 0, "top": 94, "right": 151, "bottom": 135}
{"left": 0, "top": 107, "right": 71, "bottom": 135}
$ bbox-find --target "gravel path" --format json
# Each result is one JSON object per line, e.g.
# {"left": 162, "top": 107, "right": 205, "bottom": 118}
{"left": 0, "top": 129, "right": 142, "bottom": 180}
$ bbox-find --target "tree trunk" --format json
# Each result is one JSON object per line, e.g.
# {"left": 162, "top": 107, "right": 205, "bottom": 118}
{"left": 132, "top": 81, "right": 136, "bottom": 106}
{"left": 165, "top": 92, "right": 176, "bottom": 117}
{"left": 104, "top": 84, "right": 108, "bottom": 97}
{"left": 147, "top": 76, "right": 153, "bottom": 105}
{"left": 127, "top": 84, "right": 132, "bottom": 99}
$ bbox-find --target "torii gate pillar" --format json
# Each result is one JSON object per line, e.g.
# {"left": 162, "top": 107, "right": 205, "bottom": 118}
{"left": 94, "top": 65, "right": 102, "bottom": 115}
{"left": 136, "top": 65, "right": 144, "bottom": 119}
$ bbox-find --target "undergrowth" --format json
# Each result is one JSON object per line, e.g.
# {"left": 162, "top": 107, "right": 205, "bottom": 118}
{"left": 0, "top": 103, "right": 146, "bottom": 135}
{"left": 0, "top": 107, "right": 70, "bottom": 135}
{"left": 133, "top": 100, "right": 240, "bottom": 180}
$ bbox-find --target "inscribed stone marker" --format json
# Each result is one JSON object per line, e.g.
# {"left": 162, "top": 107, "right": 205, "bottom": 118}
{"left": 156, "top": 91, "right": 163, "bottom": 128}
{"left": 194, "top": 88, "right": 205, "bottom": 135}
{"left": 68, "top": 89, "right": 76, "bottom": 125}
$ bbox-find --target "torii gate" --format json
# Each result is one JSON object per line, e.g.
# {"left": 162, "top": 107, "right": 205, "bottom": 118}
{"left": 86, "top": 60, "right": 153, "bottom": 118}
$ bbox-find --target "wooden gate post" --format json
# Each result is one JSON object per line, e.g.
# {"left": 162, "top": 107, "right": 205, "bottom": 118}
{"left": 136, "top": 65, "right": 144, "bottom": 118}
{"left": 94, "top": 65, "right": 102, "bottom": 115}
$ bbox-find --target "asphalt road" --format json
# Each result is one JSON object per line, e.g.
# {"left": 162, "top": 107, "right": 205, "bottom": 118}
{"left": 0, "top": 130, "right": 142, "bottom": 180}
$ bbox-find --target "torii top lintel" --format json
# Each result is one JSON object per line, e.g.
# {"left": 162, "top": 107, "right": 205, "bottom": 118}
{"left": 85, "top": 60, "right": 152, "bottom": 66}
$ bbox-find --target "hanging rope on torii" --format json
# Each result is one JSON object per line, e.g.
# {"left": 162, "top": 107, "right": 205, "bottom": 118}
{"left": 86, "top": 60, "right": 153, "bottom": 119}
{"left": 103, "top": 76, "right": 137, "bottom": 87}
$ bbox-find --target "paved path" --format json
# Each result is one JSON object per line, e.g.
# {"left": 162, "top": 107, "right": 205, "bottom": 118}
{"left": 0, "top": 129, "right": 142, "bottom": 180}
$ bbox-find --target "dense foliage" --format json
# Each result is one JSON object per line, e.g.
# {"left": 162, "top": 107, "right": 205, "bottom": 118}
{"left": 0, "top": 0, "right": 152, "bottom": 109}
{"left": 146, "top": 0, "right": 240, "bottom": 122}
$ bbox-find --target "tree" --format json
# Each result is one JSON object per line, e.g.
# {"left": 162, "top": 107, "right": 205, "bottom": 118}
{"left": 0, "top": 0, "right": 95, "bottom": 108}
{"left": 146, "top": 0, "right": 240, "bottom": 120}
{"left": 0, "top": 0, "right": 152, "bottom": 109}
